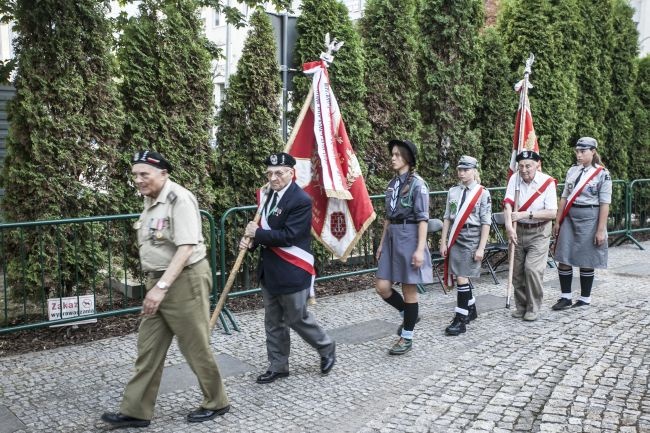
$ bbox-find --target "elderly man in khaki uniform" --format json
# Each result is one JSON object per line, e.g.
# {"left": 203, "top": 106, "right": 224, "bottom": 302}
{"left": 101, "top": 151, "right": 229, "bottom": 429}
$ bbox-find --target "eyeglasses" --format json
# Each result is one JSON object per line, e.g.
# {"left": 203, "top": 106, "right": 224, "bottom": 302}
{"left": 266, "top": 169, "right": 291, "bottom": 179}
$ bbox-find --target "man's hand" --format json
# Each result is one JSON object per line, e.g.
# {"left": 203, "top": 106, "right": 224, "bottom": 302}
{"left": 239, "top": 236, "right": 251, "bottom": 250}
{"left": 142, "top": 286, "right": 166, "bottom": 316}
{"left": 244, "top": 221, "right": 258, "bottom": 238}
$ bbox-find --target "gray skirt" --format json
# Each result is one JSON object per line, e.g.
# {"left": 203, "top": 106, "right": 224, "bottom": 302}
{"left": 555, "top": 206, "right": 608, "bottom": 268}
{"left": 376, "top": 223, "right": 433, "bottom": 285}
{"left": 448, "top": 226, "right": 482, "bottom": 277}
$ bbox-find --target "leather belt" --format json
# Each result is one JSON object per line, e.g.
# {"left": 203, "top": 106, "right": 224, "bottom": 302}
{"left": 146, "top": 257, "right": 206, "bottom": 279}
{"left": 518, "top": 221, "right": 549, "bottom": 229}
{"left": 462, "top": 224, "right": 480, "bottom": 229}
{"left": 572, "top": 204, "right": 600, "bottom": 208}
{"left": 389, "top": 219, "right": 419, "bottom": 224}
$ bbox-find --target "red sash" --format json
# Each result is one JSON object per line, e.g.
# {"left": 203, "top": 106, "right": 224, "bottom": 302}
{"left": 443, "top": 185, "right": 485, "bottom": 288}
{"left": 517, "top": 177, "right": 557, "bottom": 212}
{"left": 557, "top": 166, "right": 603, "bottom": 226}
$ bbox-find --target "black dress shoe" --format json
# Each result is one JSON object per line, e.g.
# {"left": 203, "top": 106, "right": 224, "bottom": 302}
{"left": 320, "top": 353, "right": 336, "bottom": 375}
{"left": 100, "top": 412, "right": 150, "bottom": 428}
{"left": 187, "top": 405, "right": 230, "bottom": 423}
{"left": 256, "top": 370, "right": 289, "bottom": 384}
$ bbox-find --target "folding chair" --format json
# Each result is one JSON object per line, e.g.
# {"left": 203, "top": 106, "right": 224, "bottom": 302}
{"left": 416, "top": 218, "right": 446, "bottom": 293}
{"left": 482, "top": 212, "right": 510, "bottom": 284}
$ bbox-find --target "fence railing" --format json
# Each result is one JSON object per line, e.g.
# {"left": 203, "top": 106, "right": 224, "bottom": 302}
{"left": 1, "top": 179, "right": 647, "bottom": 334}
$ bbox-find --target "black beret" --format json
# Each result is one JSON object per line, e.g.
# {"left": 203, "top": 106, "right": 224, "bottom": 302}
{"left": 388, "top": 139, "right": 418, "bottom": 166}
{"left": 516, "top": 150, "right": 541, "bottom": 162}
{"left": 132, "top": 151, "right": 173, "bottom": 173}
{"left": 264, "top": 152, "right": 296, "bottom": 167}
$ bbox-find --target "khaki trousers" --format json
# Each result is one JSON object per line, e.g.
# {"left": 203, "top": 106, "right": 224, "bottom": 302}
{"left": 120, "top": 259, "right": 229, "bottom": 420}
{"left": 513, "top": 222, "right": 552, "bottom": 314}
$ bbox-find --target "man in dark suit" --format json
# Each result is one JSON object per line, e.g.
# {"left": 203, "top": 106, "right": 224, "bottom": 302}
{"left": 239, "top": 152, "right": 336, "bottom": 384}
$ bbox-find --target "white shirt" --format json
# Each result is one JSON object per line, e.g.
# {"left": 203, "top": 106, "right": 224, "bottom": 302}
{"left": 504, "top": 171, "right": 557, "bottom": 224}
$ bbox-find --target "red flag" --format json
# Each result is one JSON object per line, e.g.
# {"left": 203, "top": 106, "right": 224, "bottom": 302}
{"left": 507, "top": 78, "right": 539, "bottom": 179}
{"left": 286, "top": 60, "right": 376, "bottom": 261}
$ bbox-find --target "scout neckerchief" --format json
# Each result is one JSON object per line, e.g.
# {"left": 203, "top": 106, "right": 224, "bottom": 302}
{"left": 557, "top": 165, "right": 603, "bottom": 226}
{"left": 256, "top": 186, "right": 316, "bottom": 286}
{"left": 515, "top": 175, "right": 557, "bottom": 212}
{"left": 443, "top": 183, "right": 484, "bottom": 288}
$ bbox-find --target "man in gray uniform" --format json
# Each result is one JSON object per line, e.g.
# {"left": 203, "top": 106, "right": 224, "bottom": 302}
{"left": 101, "top": 151, "right": 229, "bottom": 428}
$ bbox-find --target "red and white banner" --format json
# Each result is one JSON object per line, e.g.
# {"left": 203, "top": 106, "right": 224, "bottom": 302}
{"left": 507, "top": 79, "right": 539, "bottom": 179}
{"left": 286, "top": 60, "right": 376, "bottom": 261}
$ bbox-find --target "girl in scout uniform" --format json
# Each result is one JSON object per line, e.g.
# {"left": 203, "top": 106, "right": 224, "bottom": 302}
{"left": 552, "top": 137, "right": 612, "bottom": 310}
{"left": 375, "top": 139, "right": 433, "bottom": 355}
{"left": 440, "top": 155, "right": 491, "bottom": 336}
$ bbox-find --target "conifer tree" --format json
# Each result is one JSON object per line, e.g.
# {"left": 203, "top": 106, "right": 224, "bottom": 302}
{"left": 417, "top": 0, "right": 484, "bottom": 189}
{"left": 359, "top": 0, "right": 422, "bottom": 193}
{"left": 571, "top": 0, "right": 612, "bottom": 143}
{"left": 214, "top": 9, "right": 283, "bottom": 214}
{"left": 602, "top": 0, "right": 638, "bottom": 180}
{"left": 474, "top": 27, "right": 516, "bottom": 188}
{"left": 291, "top": 0, "right": 371, "bottom": 159}
{"left": 630, "top": 55, "right": 650, "bottom": 183}
{"left": 0, "top": 0, "right": 124, "bottom": 300}
{"left": 499, "top": 0, "right": 579, "bottom": 180}
{"left": 116, "top": 0, "right": 216, "bottom": 211}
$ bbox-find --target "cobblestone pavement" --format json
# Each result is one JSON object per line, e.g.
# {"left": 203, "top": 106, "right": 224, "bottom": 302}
{"left": 1, "top": 241, "right": 649, "bottom": 433}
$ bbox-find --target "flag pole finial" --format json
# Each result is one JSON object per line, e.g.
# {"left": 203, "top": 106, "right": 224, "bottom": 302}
{"left": 320, "top": 32, "right": 345, "bottom": 66}
{"left": 524, "top": 53, "right": 535, "bottom": 75}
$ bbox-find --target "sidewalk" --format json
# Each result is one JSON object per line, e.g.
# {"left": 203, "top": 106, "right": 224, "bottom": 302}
{"left": 1, "top": 241, "right": 649, "bottom": 433}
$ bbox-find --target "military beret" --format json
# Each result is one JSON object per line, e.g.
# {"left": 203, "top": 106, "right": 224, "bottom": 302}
{"left": 132, "top": 150, "right": 173, "bottom": 173}
{"left": 516, "top": 150, "right": 541, "bottom": 162}
{"left": 457, "top": 155, "right": 478, "bottom": 169}
{"left": 575, "top": 137, "right": 598, "bottom": 150}
{"left": 264, "top": 152, "right": 296, "bottom": 167}
{"left": 387, "top": 139, "right": 418, "bottom": 166}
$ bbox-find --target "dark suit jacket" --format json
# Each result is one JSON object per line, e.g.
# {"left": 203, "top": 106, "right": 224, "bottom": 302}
{"left": 253, "top": 182, "right": 313, "bottom": 295}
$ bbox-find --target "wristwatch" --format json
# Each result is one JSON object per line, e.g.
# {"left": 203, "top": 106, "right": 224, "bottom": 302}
{"left": 156, "top": 281, "right": 169, "bottom": 291}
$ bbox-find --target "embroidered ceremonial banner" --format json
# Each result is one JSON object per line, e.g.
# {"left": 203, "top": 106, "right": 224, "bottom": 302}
{"left": 286, "top": 60, "right": 376, "bottom": 261}
{"left": 507, "top": 79, "right": 539, "bottom": 180}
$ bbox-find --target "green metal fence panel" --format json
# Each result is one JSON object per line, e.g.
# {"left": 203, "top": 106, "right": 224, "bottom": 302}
{"left": 0, "top": 211, "right": 220, "bottom": 334}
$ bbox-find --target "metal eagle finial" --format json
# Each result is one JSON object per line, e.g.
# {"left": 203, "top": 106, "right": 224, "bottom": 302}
{"left": 320, "top": 32, "right": 345, "bottom": 66}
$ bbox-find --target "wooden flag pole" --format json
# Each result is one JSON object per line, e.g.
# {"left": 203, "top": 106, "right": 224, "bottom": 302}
{"left": 505, "top": 53, "right": 534, "bottom": 309}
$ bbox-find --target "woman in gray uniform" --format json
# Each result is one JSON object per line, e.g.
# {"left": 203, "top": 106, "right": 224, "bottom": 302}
{"left": 375, "top": 139, "right": 433, "bottom": 355}
{"left": 552, "top": 137, "right": 612, "bottom": 310}
{"left": 440, "top": 156, "right": 491, "bottom": 336}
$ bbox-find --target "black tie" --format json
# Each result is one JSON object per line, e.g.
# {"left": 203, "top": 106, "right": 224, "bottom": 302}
{"left": 266, "top": 192, "right": 278, "bottom": 215}
{"left": 574, "top": 168, "right": 585, "bottom": 186}
{"left": 459, "top": 187, "right": 468, "bottom": 209}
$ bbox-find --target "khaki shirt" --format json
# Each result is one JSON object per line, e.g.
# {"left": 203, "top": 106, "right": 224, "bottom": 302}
{"left": 135, "top": 179, "right": 206, "bottom": 271}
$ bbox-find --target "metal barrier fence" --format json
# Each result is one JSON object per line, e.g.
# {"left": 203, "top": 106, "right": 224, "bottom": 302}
{"left": 0, "top": 211, "right": 220, "bottom": 334}
{"left": 0, "top": 179, "right": 643, "bottom": 334}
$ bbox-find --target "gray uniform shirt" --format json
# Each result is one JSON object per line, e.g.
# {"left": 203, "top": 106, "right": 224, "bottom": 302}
{"left": 443, "top": 181, "right": 491, "bottom": 226}
{"left": 384, "top": 172, "right": 430, "bottom": 221}
{"left": 560, "top": 164, "right": 612, "bottom": 205}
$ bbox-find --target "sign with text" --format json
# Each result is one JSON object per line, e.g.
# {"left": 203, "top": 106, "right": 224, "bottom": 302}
{"left": 47, "top": 294, "right": 97, "bottom": 327}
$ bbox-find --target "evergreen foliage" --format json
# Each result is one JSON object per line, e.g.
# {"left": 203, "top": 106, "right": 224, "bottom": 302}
{"left": 602, "top": 0, "right": 638, "bottom": 180}
{"left": 0, "top": 0, "right": 124, "bottom": 300}
{"left": 291, "top": 0, "right": 371, "bottom": 160}
{"left": 214, "top": 9, "right": 283, "bottom": 215}
{"left": 571, "top": 0, "right": 612, "bottom": 144}
{"left": 116, "top": 0, "right": 216, "bottom": 211}
{"left": 499, "top": 0, "right": 578, "bottom": 181}
{"left": 417, "top": 0, "right": 484, "bottom": 189}
{"left": 359, "top": 0, "right": 422, "bottom": 193}
{"left": 474, "top": 27, "right": 516, "bottom": 188}
{"left": 629, "top": 55, "right": 650, "bottom": 182}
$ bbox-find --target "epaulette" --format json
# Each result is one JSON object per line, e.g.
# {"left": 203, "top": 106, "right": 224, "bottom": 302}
{"left": 168, "top": 191, "right": 178, "bottom": 203}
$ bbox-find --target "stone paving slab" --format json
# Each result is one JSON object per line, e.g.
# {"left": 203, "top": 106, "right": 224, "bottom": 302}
{"left": 0, "top": 405, "right": 25, "bottom": 433}
{"left": 0, "top": 241, "right": 648, "bottom": 433}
